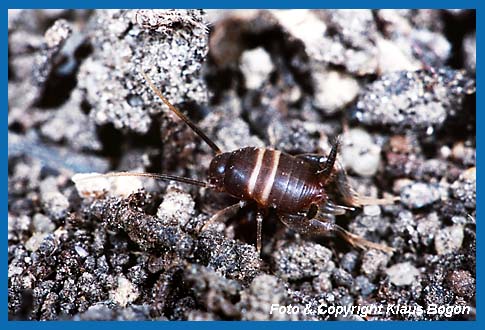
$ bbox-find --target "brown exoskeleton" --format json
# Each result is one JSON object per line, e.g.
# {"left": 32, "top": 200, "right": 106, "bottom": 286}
{"left": 90, "top": 71, "right": 397, "bottom": 254}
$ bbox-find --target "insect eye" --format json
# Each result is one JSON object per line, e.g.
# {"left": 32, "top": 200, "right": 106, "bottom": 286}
{"left": 216, "top": 164, "right": 225, "bottom": 175}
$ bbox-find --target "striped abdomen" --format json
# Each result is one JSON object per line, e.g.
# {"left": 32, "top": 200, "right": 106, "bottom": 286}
{"left": 209, "top": 147, "right": 325, "bottom": 213}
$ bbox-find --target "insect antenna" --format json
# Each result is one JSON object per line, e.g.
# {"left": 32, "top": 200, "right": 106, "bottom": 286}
{"left": 75, "top": 172, "right": 210, "bottom": 188}
{"left": 141, "top": 71, "right": 222, "bottom": 154}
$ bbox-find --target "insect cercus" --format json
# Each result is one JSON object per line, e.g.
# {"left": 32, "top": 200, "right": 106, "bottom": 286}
{"left": 83, "top": 71, "right": 397, "bottom": 254}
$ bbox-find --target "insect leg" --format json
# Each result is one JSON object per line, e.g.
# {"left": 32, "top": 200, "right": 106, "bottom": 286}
{"left": 297, "top": 153, "right": 398, "bottom": 207}
{"left": 317, "top": 201, "right": 393, "bottom": 252}
{"left": 200, "top": 201, "right": 246, "bottom": 232}
{"left": 279, "top": 210, "right": 394, "bottom": 253}
{"left": 319, "top": 200, "right": 355, "bottom": 215}
{"left": 256, "top": 210, "right": 263, "bottom": 254}
{"left": 331, "top": 223, "right": 394, "bottom": 253}
{"left": 278, "top": 212, "right": 335, "bottom": 236}
{"left": 330, "top": 161, "right": 399, "bottom": 207}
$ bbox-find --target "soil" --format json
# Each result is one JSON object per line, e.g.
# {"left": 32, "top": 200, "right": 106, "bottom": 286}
{"left": 8, "top": 9, "right": 476, "bottom": 320}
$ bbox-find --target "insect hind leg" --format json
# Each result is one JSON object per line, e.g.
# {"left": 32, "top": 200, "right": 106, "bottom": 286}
{"left": 279, "top": 208, "right": 394, "bottom": 253}
{"left": 296, "top": 148, "right": 399, "bottom": 208}
{"left": 303, "top": 153, "right": 399, "bottom": 207}
{"left": 332, "top": 224, "right": 394, "bottom": 253}
{"left": 331, "top": 162, "right": 399, "bottom": 207}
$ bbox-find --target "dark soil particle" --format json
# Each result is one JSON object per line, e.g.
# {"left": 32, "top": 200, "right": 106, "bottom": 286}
{"left": 8, "top": 9, "right": 475, "bottom": 321}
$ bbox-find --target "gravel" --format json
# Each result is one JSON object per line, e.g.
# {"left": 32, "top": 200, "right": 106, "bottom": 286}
{"left": 400, "top": 182, "right": 441, "bottom": 209}
{"left": 340, "top": 128, "right": 381, "bottom": 177}
{"left": 273, "top": 241, "right": 334, "bottom": 281}
{"left": 352, "top": 275, "right": 376, "bottom": 296}
{"left": 312, "top": 70, "right": 360, "bottom": 115}
{"left": 434, "top": 225, "right": 465, "bottom": 255}
{"left": 446, "top": 270, "right": 475, "bottom": 298}
{"left": 156, "top": 184, "right": 196, "bottom": 226}
{"left": 32, "top": 213, "right": 56, "bottom": 233}
{"left": 240, "top": 47, "right": 274, "bottom": 90}
{"left": 78, "top": 10, "right": 209, "bottom": 134}
{"left": 110, "top": 275, "right": 140, "bottom": 307}
{"left": 386, "top": 262, "right": 421, "bottom": 286}
{"left": 361, "top": 249, "right": 390, "bottom": 279}
{"left": 450, "top": 167, "right": 476, "bottom": 209}
{"left": 463, "top": 32, "right": 476, "bottom": 72}
{"left": 353, "top": 69, "right": 475, "bottom": 132}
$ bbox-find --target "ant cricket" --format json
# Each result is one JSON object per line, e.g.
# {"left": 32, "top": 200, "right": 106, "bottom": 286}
{"left": 80, "top": 70, "right": 398, "bottom": 254}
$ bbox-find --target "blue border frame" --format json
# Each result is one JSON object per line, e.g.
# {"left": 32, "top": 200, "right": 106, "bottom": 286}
{"left": 4, "top": 1, "right": 480, "bottom": 329}
{"left": 0, "top": 1, "right": 481, "bottom": 9}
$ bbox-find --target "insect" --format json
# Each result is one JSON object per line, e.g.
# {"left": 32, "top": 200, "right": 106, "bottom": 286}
{"left": 88, "top": 71, "right": 397, "bottom": 254}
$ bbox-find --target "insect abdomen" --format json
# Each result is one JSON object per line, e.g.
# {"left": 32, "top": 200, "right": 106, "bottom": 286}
{"left": 223, "top": 147, "right": 324, "bottom": 212}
